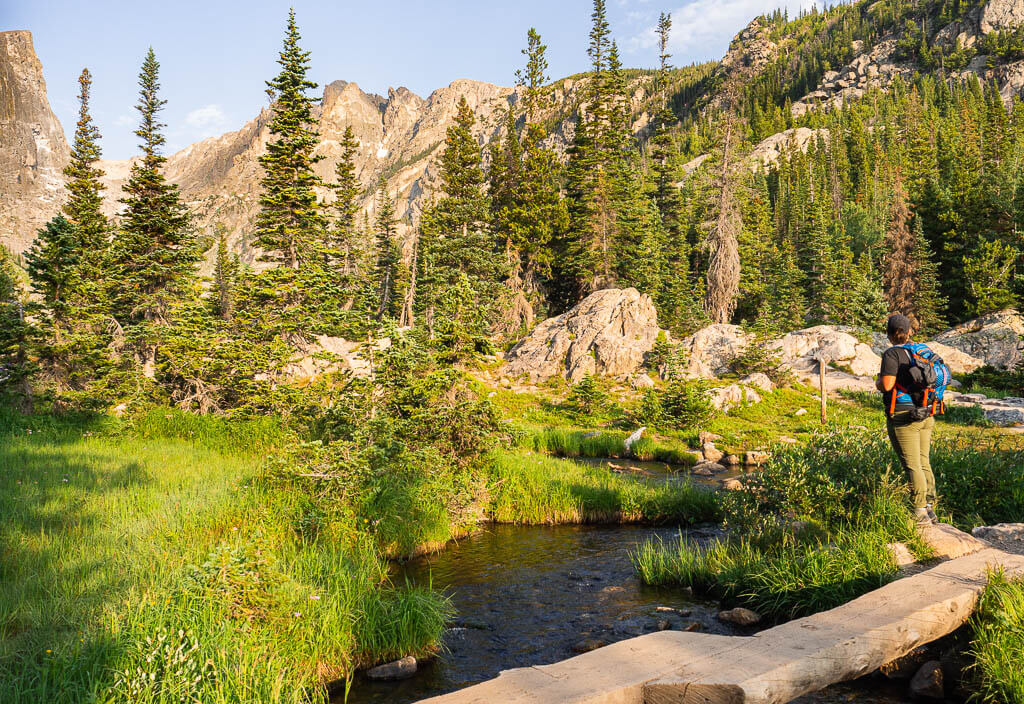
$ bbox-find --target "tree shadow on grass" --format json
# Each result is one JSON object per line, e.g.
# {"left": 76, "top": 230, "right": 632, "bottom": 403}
{"left": 0, "top": 436, "right": 153, "bottom": 703}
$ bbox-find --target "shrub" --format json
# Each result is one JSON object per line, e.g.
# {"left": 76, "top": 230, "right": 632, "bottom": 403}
{"left": 645, "top": 332, "right": 687, "bottom": 379}
{"left": 561, "top": 375, "right": 609, "bottom": 418}
{"left": 961, "top": 363, "right": 1024, "bottom": 396}
{"left": 730, "top": 331, "right": 793, "bottom": 386}
{"left": 659, "top": 379, "right": 718, "bottom": 429}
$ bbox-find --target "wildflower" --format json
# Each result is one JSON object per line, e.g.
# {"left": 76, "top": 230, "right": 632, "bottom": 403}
{"left": 293, "top": 611, "right": 302, "bottom": 617}
{"left": 309, "top": 594, "right": 320, "bottom": 601}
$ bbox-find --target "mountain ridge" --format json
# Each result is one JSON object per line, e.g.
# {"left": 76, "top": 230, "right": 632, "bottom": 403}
{"left": 5, "top": 0, "right": 1024, "bottom": 267}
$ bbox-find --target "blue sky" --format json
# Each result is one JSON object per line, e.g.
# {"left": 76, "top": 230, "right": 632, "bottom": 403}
{"left": 4, "top": 0, "right": 816, "bottom": 159}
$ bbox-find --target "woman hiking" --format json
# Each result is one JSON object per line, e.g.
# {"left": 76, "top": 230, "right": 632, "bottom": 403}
{"left": 876, "top": 313, "right": 943, "bottom": 525}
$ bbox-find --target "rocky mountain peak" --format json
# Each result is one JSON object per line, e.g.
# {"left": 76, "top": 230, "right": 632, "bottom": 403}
{"left": 0, "top": 30, "right": 70, "bottom": 255}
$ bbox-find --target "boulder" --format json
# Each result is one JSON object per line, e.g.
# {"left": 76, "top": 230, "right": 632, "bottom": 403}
{"left": 817, "top": 331, "right": 859, "bottom": 363}
{"left": 739, "top": 373, "right": 774, "bottom": 392}
{"left": 571, "top": 639, "right": 608, "bottom": 654}
{"left": 708, "top": 384, "right": 744, "bottom": 412}
{"left": 702, "top": 442, "right": 725, "bottom": 463}
{"left": 630, "top": 373, "right": 656, "bottom": 389}
{"left": 721, "top": 478, "right": 744, "bottom": 491}
{"left": 916, "top": 522, "right": 990, "bottom": 560}
{"left": 888, "top": 542, "right": 916, "bottom": 568}
{"left": 972, "top": 523, "right": 1024, "bottom": 541}
{"left": 933, "top": 309, "right": 1024, "bottom": 370}
{"left": 722, "top": 454, "right": 742, "bottom": 466}
{"left": 679, "top": 324, "right": 752, "bottom": 378}
{"left": 909, "top": 661, "right": 945, "bottom": 700}
{"left": 699, "top": 431, "right": 724, "bottom": 444}
{"left": 280, "top": 335, "right": 381, "bottom": 380}
{"left": 504, "top": 288, "right": 660, "bottom": 383}
{"left": 717, "top": 607, "right": 762, "bottom": 626}
{"left": 624, "top": 427, "right": 646, "bottom": 452}
{"left": 849, "top": 343, "right": 882, "bottom": 377}
{"left": 923, "top": 341, "right": 985, "bottom": 375}
{"left": 366, "top": 656, "right": 418, "bottom": 680}
{"left": 745, "top": 451, "right": 769, "bottom": 466}
{"left": 742, "top": 387, "right": 763, "bottom": 405}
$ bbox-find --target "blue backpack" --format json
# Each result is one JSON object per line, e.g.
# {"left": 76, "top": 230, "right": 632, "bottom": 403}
{"left": 889, "top": 343, "right": 950, "bottom": 418}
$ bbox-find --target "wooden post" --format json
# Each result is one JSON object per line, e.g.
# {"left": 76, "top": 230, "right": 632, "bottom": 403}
{"left": 818, "top": 354, "right": 828, "bottom": 424}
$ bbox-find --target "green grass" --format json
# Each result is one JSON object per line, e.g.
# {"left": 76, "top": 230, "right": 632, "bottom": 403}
{"left": 632, "top": 528, "right": 900, "bottom": 620}
{"left": 486, "top": 450, "right": 719, "bottom": 525}
{"left": 0, "top": 414, "right": 448, "bottom": 704}
{"left": 520, "top": 426, "right": 629, "bottom": 458}
{"left": 968, "top": 571, "right": 1024, "bottom": 703}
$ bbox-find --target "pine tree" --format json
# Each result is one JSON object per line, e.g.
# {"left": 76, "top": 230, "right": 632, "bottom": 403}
{"left": 373, "top": 176, "right": 400, "bottom": 319}
{"left": 419, "top": 96, "right": 503, "bottom": 330}
{"left": 910, "top": 216, "right": 948, "bottom": 334}
{"left": 254, "top": 9, "right": 326, "bottom": 269}
{"left": 561, "top": 0, "right": 621, "bottom": 299}
{"left": 25, "top": 216, "right": 80, "bottom": 337}
{"left": 491, "top": 29, "right": 567, "bottom": 307}
{"left": 0, "top": 246, "right": 33, "bottom": 407}
{"left": 112, "top": 48, "right": 196, "bottom": 324}
{"left": 331, "top": 125, "right": 361, "bottom": 277}
{"left": 62, "top": 68, "right": 108, "bottom": 290}
{"left": 213, "top": 234, "right": 237, "bottom": 320}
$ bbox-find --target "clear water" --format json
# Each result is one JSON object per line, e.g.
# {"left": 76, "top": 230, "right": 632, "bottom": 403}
{"left": 341, "top": 523, "right": 733, "bottom": 703}
{"left": 339, "top": 465, "right": 919, "bottom": 704}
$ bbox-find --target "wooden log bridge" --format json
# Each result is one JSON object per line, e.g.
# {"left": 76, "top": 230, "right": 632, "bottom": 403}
{"left": 417, "top": 525, "right": 1024, "bottom": 704}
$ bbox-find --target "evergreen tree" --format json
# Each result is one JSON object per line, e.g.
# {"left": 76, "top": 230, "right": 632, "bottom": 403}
{"left": 254, "top": 9, "right": 326, "bottom": 269}
{"left": 373, "top": 177, "right": 400, "bottom": 319}
{"left": 910, "top": 216, "right": 948, "bottom": 334}
{"left": 561, "top": 0, "right": 627, "bottom": 299}
{"left": 331, "top": 125, "right": 362, "bottom": 277}
{"left": 112, "top": 48, "right": 196, "bottom": 324}
{"left": 25, "top": 216, "right": 80, "bottom": 337}
{"left": 213, "top": 234, "right": 237, "bottom": 320}
{"left": 491, "top": 29, "right": 567, "bottom": 307}
{"left": 62, "top": 68, "right": 108, "bottom": 289}
{"left": 419, "top": 97, "right": 504, "bottom": 331}
{"left": 0, "top": 246, "right": 33, "bottom": 408}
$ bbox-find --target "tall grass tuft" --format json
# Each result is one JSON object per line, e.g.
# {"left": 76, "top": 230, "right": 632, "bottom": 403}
{"left": 968, "top": 570, "right": 1024, "bottom": 704}
{"left": 487, "top": 451, "right": 719, "bottom": 525}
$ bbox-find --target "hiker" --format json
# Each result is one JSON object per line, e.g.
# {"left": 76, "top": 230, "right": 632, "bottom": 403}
{"left": 875, "top": 314, "right": 950, "bottom": 525}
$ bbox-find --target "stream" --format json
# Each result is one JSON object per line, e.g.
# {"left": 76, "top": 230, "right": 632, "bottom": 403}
{"left": 341, "top": 463, "right": 918, "bottom": 704}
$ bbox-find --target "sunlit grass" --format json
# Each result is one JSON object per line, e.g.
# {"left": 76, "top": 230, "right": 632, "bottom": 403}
{"left": 487, "top": 450, "right": 719, "bottom": 525}
{"left": 968, "top": 570, "right": 1024, "bottom": 704}
{"left": 0, "top": 413, "right": 447, "bottom": 704}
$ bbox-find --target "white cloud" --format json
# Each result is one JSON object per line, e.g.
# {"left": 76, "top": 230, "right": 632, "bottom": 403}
{"left": 184, "top": 104, "right": 228, "bottom": 130}
{"left": 627, "top": 0, "right": 821, "bottom": 61}
{"left": 114, "top": 114, "right": 134, "bottom": 127}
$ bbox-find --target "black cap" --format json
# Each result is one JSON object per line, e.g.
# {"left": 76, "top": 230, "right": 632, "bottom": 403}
{"left": 886, "top": 314, "right": 912, "bottom": 336}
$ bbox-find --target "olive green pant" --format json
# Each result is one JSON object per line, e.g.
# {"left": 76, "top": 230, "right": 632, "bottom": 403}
{"left": 886, "top": 412, "right": 936, "bottom": 509}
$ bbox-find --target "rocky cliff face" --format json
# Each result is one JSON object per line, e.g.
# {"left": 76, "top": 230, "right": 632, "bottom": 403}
{"left": 790, "top": 0, "right": 1024, "bottom": 115}
{"left": 96, "top": 78, "right": 516, "bottom": 268}
{"left": 0, "top": 31, "right": 70, "bottom": 255}
{"left": 0, "top": 29, "right": 650, "bottom": 265}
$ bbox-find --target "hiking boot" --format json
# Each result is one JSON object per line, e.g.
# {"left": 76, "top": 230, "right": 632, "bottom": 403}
{"left": 926, "top": 504, "right": 939, "bottom": 523}
{"left": 913, "top": 508, "right": 933, "bottom": 525}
